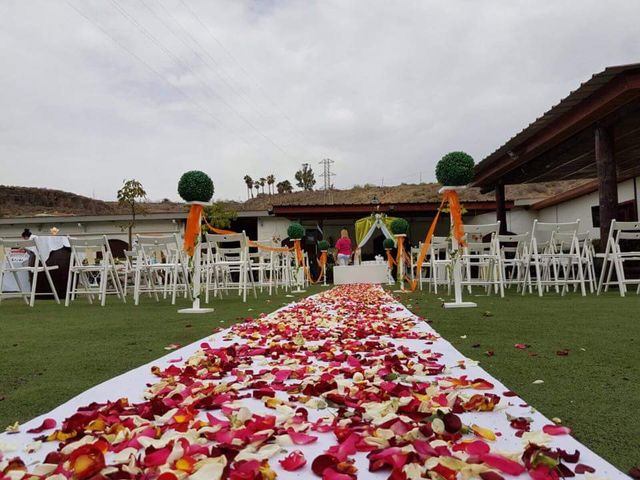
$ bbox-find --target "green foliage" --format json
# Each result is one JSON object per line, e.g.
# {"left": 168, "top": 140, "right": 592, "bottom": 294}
{"left": 294, "top": 163, "right": 316, "bottom": 191}
{"left": 287, "top": 222, "right": 305, "bottom": 239}
{"left": 276, "top": 180, "right": 293, "bottom": 194}
{"left": 117, "top": 179, "right": 147, "bottom": 247}
{"left": 435, "top": 151, "right": 475, "bottom": 186}
{"left": 318, "top": 240, "right": 330, "bottom": 251}
{"left": 390, "top": 218, "right": 409, "bottom": 235}
{"left": 203, "top": 202, "right": 237, "bottom": 229}
{"left": 383, "top": 237, "right": 396, "bottom": 249}
{"left": 178, "top": 170, "right": 214, "bottom": 202}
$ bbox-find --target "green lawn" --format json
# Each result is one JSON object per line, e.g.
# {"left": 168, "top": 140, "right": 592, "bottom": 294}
{"left": 0, "top": 286, "right": 327, "bottom": 429}
{"left": 1, "top": 286, "right": 638, "bottom": 472}
{"left": 396, "top": 287, "right": 640, "bottom": 473}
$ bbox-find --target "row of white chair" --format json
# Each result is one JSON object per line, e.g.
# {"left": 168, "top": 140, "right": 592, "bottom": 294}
{"left": 410, "top": 219, "right": 613, "bottom": 297}
{"left": 1, "top": 233, "right": 309, "bottom": 307}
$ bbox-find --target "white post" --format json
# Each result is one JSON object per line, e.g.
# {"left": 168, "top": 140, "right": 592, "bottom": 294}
{"left": 393, "top": 234, "right": 407, "bottom": 292}
{"left": 179, "top": 202, "right": 214, "bottom": 314}
{"left": 439, "top": 186, "right": 476, "bottom": 309}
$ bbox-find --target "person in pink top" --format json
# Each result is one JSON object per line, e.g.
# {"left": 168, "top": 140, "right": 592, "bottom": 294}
{"left": 334, "top": 229, "right": 353, "bottom": 266}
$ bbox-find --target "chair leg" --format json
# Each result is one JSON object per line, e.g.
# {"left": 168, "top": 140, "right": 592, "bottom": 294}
{"left": 65, "top": 264, "right": 74, "bottom": 307}
{"left": 29, "top": 269, "right": 39, "bottom": 307}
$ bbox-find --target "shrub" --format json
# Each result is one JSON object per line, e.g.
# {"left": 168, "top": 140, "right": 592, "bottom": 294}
{"left": 390, "top": 218, "right": 409, "bottom": 235}
{"left": 383, "top": 237, "right": 395, "bottom": 249}
{"left": 318, "top": 240, "right": 330, "bottom": 251}
{"left": 178, "top": 171, "right": 214, "bottom": 202}
{"left": 435, "top": 151, "right": 475, "bottom": 186}
{"left": 287, "top": 223, "right": 305, "bottom": 239}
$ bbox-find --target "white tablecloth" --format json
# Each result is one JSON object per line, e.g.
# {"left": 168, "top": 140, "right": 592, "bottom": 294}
{"left": 31, "top": 235, "right": 70, "bottom": 262}
{"left": 333, "top": 263, "right": 389, "bottom": 284}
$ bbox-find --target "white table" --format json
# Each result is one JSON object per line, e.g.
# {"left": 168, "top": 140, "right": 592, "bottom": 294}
{"left": 333, "top": 263, "right": 388, "bottom": 284}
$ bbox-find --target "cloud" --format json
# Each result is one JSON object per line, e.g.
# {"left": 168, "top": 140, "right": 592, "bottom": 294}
{"left": 1, "top": 0, "right": 639, "bottom": 202}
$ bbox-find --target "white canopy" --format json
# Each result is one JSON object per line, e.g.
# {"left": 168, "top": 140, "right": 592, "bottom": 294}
{"left": 357, "top": 213, "right": 395, "bottom": 249}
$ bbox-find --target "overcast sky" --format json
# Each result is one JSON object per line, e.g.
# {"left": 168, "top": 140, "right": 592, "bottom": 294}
{"left": 1, "top": 0, "right": 640, "bottom": 202}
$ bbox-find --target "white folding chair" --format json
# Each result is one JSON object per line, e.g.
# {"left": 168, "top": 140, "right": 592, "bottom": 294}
{"left": 525, "top": 220, "right": 586, "bottom": 296}
{"left": 597, "top": 220, "right": 640, "bottom": 296}
{"left": 497, "top": 233, "right": 530, "bottom": 292}
{"left": 65, "top": 236, "right": 125, "bottom": 306}
{"left": 460, "top": 222, "right": 504, "bottom": 297}
{"left": 0, "top": 238, "right": 60, "bottom": 307}
{"left": 134, "top": 235, "right": 191, "bottom": 305}
{"left": 203, "top": 232, "right": 256, "bottom": 303}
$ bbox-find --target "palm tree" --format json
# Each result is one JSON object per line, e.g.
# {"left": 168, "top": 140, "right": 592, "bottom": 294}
{"left": 254, "top": 183, "right": 260, "bottom": 197}
{"left": 243, "top": 175, "right": 254, "bottom": 199}
{"left": 258, "top": 177, "right": 266, "bottom": 195}
{"left": 276, "top": 180, "right": 293, "bottom": 194}
{"left": 266, "top": 174, "right": 275, "bottom": 195}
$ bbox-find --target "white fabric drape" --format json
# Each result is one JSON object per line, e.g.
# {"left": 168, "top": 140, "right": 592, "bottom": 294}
{"left": 357, "top": 216, "right": 395, "bottom": 249}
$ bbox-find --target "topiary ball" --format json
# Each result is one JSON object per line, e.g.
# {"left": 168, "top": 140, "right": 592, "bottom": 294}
{"left": 318, "top": 240, "right": 330, "bottom": 251}
{"left": 178, "top": 170, "right": 214, "bottom": 202}
{"left": 435, "top": 151, "right": 475, "bottom": 186}
{"left": 287, "top": 223, "right": 305, "bottom": 240}
{"left": 390, "top": 218, "right": 409, "bottom": 235}
{"left": 383, "top": 237, "right": 395, "bottom": 250}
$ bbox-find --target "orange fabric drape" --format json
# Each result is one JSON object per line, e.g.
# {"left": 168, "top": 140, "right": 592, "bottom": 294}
{"left": 394, "top": 235, "right": 405, "bottom": 268}
{"left": 444, "top": 189, "right": 465, "bottom": 247}
{"left": 183, "top": 204, "right": 204, "bottom": 256}
{"left": 293, "top": 239, "right": 304, "bottom": 266}
{"left": 201, "top": 217, "right": 292, "bottom": 252}
{"left": 386, "top": 249, "right": 395, "bottom": 268}
{"left": 305, "top": 251, "right": 327, "bottom": 284}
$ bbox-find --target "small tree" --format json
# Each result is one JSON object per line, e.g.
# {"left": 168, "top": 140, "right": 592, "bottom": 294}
{"left": 266, "top": 174, "right": 275, "bottom": 195}
{"left": 254, "top": 183, "right": 260, "bottom": 197}
{"left": 276, "top": 180, "right": 293, "bottom": 194}
{"left": 295, "top": 163, "right": 316, "bottom": 191}
{"left": 203, "top": 201, "right": 237, "bottom": 229}
{"left": 117, "top": 179, "right": 147, "bottom": 247}
{"left": 258, "top": 177, "right": 266, "bottom": 195}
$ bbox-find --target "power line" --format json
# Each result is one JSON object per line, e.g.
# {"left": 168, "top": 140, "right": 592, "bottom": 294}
{"left": 107, "top": 0, "right": 297, "bottom": 159}
{"left": 175, "top": 0, "right": 312, "bottom": 147}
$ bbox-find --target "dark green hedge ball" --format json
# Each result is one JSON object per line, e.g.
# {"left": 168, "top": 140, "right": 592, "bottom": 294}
{"left": 390, "top": 218, "right": 409, "bottom": 235}
{"left": 178, "top": 170, "right": 214, "bottom": 202}
{"left": 435, "top": 151, "right": 475, "bottom": 186}
{"left": 318, "top": 240, "right": 330, "bottom": 251}
{"left": 383, "top": 237, "right": 395, "bottom": 249}
{"left": 287, "top": 223, "right": 305, "bottom": 239}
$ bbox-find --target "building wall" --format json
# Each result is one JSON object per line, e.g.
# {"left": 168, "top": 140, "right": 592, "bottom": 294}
{"left": 467, "top": 208, "right": 537, "bottom": 234}
{"left": 536, "top": 178, "right": 638, "bottom": 238}
{"left": 0, "top": 218, "right": 182, "bottom": 243}
{"left": 257, "top": 217, "right": 291, "bottom": 242}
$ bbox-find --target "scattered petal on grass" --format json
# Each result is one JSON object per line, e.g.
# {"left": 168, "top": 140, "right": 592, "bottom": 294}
{"left": 482, "top": 311, "right": 493, "bottom": 317}
{"left": 484, "top": 350, "right": 495, "bottom": 357}
{"left": 532, "top": 379, "right": 544, "bottom": 384}
{"left": 163, "top": 343, "right": 181, "bottom": 351}
{"left": 460, "top": 335, "right": 467, "bottom": 339}
{"left": 514, "top": 343, "right": 529, "bottom": 349}
{"left": 5, "top": 421, "right": 19, "bottom": 434}
{"left": 556, "top": 349, "right": 569, "bottom": 356}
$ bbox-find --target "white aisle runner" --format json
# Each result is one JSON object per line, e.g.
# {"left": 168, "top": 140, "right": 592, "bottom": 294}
{"left": 0, "top": 285, "right": 627, "bottom": 479}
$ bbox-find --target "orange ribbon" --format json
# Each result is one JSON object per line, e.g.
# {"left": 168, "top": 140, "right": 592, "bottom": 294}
{"left": 386, "top": 249, "right": 395, "bottom": 268}
{"left": 304, "top": 251, "right": 327, "bottom": 284}
{"left": 444, "top": 189, "right": 466, "bottom": 247}
{"left": 293, "top": 239, "right": 304, "bottom": 266}
{"left": 183, "top": 204, "right": 203, "bottom": 256}
{"left": 201, "top": 217, "right": 292, "bottom": 252}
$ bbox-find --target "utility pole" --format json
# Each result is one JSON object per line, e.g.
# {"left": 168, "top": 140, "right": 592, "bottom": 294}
{"left": 319, "top": 158, "right": 335, "bottom": 190}
{"left": 319, "top": 158, "right": 335, "bottom": 205}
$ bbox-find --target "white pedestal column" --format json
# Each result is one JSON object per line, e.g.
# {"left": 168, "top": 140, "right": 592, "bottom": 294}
{"left": 179, "top": 202, "right": 214, "bottom": 314}
{"left": 439, "top": 187, "right": 476, "bottom": 309}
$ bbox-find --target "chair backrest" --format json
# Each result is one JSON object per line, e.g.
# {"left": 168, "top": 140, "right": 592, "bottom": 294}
{"left": 0, "top": 238, "right": 43, "bottom": 266}
{"left": 531, "top": 220, "right": 580, "bottom": 254}
{"left": 205, "top": 233, "right": 248, "bottom": 263}
{"left": 463, "top": 222, "right": 500, "bottom": 244}
{"left": 68, "top": 236, "right": 110, "bottom": 266}
{"left": 136, "top": 234, "right": 181, "bottom": 264}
